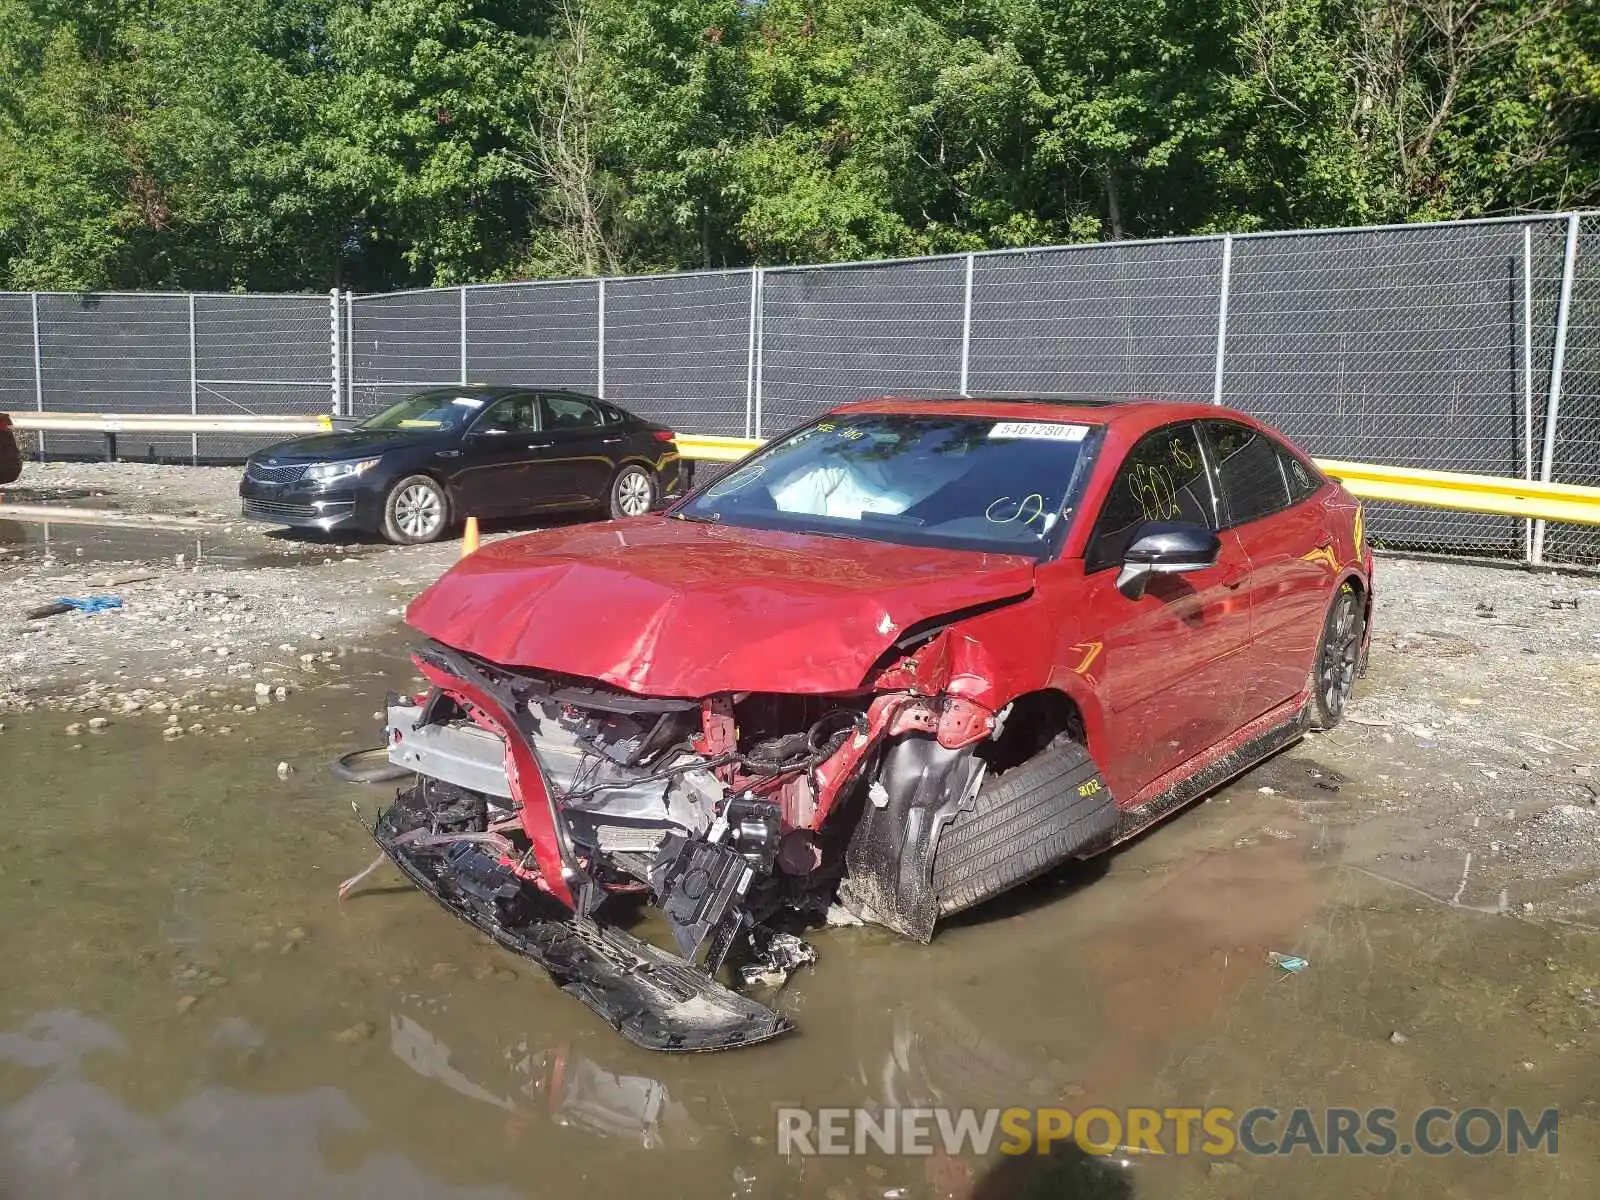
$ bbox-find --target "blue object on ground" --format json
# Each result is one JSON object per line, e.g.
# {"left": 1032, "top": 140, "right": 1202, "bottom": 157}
{"left": 54, "top": 595, "right": 123, "bottom": 614}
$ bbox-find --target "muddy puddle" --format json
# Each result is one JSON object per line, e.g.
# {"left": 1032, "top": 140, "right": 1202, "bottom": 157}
{"left": 2, "top": 658, "right": 1597, "bottom": 1198}
{"left": 0, "top": 518, "right": 362, "bottom": 569}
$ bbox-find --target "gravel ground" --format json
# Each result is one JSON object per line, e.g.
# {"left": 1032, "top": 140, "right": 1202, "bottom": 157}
{"left": 1, "top": 463, "right": 483, "bottom": 724}
{"left": 4, "top": 462, "right": 1600, "bottom": 922}
{"left": 1, "top": 460, "right": 247, "bottom": 521}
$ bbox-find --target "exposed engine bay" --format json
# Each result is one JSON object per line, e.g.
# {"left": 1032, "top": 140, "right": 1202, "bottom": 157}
{"left": 367, "top": 636, "right": 1027, "bottom": 1051}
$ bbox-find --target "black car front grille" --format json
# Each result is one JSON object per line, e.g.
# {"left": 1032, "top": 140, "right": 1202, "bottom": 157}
{"left": 245, "top": 461, "right": 309, "bottom": 484}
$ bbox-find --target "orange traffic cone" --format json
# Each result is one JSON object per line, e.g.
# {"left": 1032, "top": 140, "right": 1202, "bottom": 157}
{"left": 461, "top": 515, "right": 480, "bottom": 558}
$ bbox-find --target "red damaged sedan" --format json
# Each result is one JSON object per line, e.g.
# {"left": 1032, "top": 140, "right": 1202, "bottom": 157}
{"left": 368, "top": 397, "right": 1373, "bottom": 1050}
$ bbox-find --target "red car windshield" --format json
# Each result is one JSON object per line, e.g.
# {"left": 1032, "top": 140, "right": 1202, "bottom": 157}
{"left": 678, "top": 413, "right": 1100, "bottom": 558}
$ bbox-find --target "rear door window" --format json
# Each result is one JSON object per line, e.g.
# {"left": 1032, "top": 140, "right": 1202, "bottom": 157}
{"left": 1201, "top": 420, "right": 1293, "bottom": 527}
{"left": 1087, "top": 423, "right": 1215, "bottom": 571}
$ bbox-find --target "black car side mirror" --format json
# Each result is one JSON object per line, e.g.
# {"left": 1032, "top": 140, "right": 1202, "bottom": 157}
{"left": 1117, "top": 521, "right": 1221, "bottom": 599}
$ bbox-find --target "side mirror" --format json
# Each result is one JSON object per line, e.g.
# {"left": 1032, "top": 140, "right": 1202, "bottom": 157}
{"left": 1116, "top": 521, "right": 1221, "bottom": 599}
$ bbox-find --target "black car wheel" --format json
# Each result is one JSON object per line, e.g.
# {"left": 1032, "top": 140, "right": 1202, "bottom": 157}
{"left": 609, "top": 465, "right": 656, "bottom": 519}
{"left": 382, "top": 475, "right": 449, "bottom": 544}
{"left": 1309, "top": 581, "right": 1364, "bottom": 730}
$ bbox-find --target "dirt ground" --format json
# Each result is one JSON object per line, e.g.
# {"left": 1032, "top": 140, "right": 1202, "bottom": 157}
{"left": 2, "top": 463, "right": 1599, "bottom": 1199}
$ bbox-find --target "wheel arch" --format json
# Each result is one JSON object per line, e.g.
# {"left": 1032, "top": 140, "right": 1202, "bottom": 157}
{"left": 1334, "top": 566, "right": 1374, "bottom": 673}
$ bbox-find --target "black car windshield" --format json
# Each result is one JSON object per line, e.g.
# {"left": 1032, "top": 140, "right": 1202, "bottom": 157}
{"left": 678, "top": 413, "right": 1098, "bottom": 557}
{"left": 361, "top": 390, "right": 493, "bottom": 432}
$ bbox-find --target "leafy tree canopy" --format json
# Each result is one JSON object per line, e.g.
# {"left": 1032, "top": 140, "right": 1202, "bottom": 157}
{"left": 0, "top": 0, "right": 1592, "bottom": 291}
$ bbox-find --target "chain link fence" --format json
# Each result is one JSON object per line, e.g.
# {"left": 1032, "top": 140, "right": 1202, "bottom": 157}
{"left": 1541, "top": 213, "right": 1600, "bottom": 564}
{"left": 4, "top": 211, "right": 1599, "bottom": 565}
{"left": 0, "top": 291, "right": 332, "bottom": 461}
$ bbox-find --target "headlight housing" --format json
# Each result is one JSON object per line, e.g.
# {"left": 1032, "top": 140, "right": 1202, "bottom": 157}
{"left": 305, "top": 457, "right": 380, "bottom": 484}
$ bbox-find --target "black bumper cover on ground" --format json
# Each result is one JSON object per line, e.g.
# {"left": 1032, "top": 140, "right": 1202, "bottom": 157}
{"left": 374, "top": 799, "right": 791, "bottom": 1053}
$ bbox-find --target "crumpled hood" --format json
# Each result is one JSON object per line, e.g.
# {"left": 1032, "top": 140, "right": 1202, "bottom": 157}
{"left": 405, "top": 516, "right": 1035, "bottom": 696}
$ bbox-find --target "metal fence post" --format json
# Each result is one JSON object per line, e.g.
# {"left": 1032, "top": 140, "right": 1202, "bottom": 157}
{"left": 959, "top": 253, "right": 975, "bottom": 397}
{"left": 458, "top": 287, "right": 469, "bottom": 387}
{"left": 1531, "top": 213, "right": 1582, "bottom": 566}
{"left": 328, "top": 289, "right": 341, "bottom": 417}
{"left": 189, "top": 294, "right": 200, "bottom": 462}
{"left": 1522, "top": 225, "right": 1535, "bottom": 562}
{"left": 1212, "top": 234, "right": 1233, "bottom": 405}
{"left": 343, "top": 291, "right": 354, "bottom": 417}
{"left": 29, "top": 292, "right": 44, "bottom": 456}
{"left": 596, "top": 278, "right": 606, "bottom": 399}
{"left": 744, "top": 267, "right": 759, "bottom": 438}
{"left": 753, "top": 269, "right": 765, "bottom": 438}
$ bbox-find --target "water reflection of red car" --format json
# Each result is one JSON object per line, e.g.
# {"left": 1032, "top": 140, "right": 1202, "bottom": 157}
{"left": 0, "top": 413, "right": 21, "bottom": 485}
{"left": 372, "top": 398, "right": 1374, "bottom": 1050}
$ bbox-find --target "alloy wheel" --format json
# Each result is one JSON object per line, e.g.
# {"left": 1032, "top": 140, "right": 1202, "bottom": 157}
{"left": 1319, "top": 589, "right": 1361, "bottom": 719}
{"left": 395, "top": 483, "right": 443, "bottom": 539}
{"left": 617, "top": 470, "right": 653, "bottom": 517}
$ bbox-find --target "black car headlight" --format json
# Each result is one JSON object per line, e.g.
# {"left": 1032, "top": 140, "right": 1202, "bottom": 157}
{"left": 305, "top": 457, "right": 381, "bottom": 485}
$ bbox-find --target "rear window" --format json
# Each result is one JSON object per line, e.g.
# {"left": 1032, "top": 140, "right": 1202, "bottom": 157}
{"left": 540, "top": 394, "right": 604, "bottom": 430}
{"left": 678, "top": 413, "right": 1100, "bottom": 558}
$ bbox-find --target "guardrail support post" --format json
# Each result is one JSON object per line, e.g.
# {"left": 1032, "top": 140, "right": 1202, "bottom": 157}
{"left": 1532, "top": 213, "right": 1581, "bottom": 566}
{"left": 1212, "top": 233, "right": 1232, "bottom": 405}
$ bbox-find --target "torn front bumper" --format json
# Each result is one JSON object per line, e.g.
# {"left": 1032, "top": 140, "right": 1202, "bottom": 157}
{"left": 374, "top": 790, "right": 789, "bottom": 1052}
{"left": 377, "top": 642, "right": 793, "bottom": 1052}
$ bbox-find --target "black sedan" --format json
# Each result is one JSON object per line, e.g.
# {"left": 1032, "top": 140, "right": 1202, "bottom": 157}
{"left": 240, "top": 387, "right": 682, "bottom": 543}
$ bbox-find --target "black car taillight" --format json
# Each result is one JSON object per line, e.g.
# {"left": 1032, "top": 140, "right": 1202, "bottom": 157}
{"left": 652, "top": 430, "right": 676, "bottom": 442}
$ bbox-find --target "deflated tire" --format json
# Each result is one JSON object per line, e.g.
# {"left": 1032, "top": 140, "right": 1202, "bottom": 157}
{"left": 932, "top": 741, "right": 1116, "bottom": 917}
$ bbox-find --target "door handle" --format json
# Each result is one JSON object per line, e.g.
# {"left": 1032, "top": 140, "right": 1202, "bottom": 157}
{"left": 524, "top": 439, "right": 553, "bottom": 449}
{"left": 600, "top": 436, "right": 623, "bottom": 445}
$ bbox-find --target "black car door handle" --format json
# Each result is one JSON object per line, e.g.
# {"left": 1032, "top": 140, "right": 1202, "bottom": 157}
{"left": 525, "top": 439, "right": 553, "bottom": 449}
{"left": 600, "top": 436, "right": 623, "bottom": 445}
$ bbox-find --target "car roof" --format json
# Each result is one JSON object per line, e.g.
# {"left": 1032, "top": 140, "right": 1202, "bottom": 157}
{"left": 828, "top": 395, "right": 1250, "bottom": 434}
{"left": 435, "top": 385, "right": 596, "bottom": 399}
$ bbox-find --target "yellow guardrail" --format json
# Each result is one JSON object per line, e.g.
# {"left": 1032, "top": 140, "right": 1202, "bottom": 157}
{"left": 672, "top": 437, "right": 1600, "bottom": 528}
{"left": 1318, "top": 460, "right": 1600, "bottom": 527}
{"left": 673, "top": 433, "right": 763, "bottom": 462}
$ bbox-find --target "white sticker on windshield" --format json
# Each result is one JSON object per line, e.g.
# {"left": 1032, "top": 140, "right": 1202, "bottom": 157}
{"left": 989, "top": 421, "right": 1089, "bottom": 441}
{"left": 451, "top": 397, "right": 485, "bottom": 408}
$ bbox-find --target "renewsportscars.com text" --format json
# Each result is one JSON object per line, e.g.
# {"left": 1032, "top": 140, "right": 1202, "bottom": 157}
{"left": 775, "top": 1106, "right": 1559, "bottom": 1158}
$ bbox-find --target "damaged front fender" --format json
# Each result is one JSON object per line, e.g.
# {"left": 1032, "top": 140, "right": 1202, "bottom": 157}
{"left": 838, "top": 736, "right": 985, "bottom": 941}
